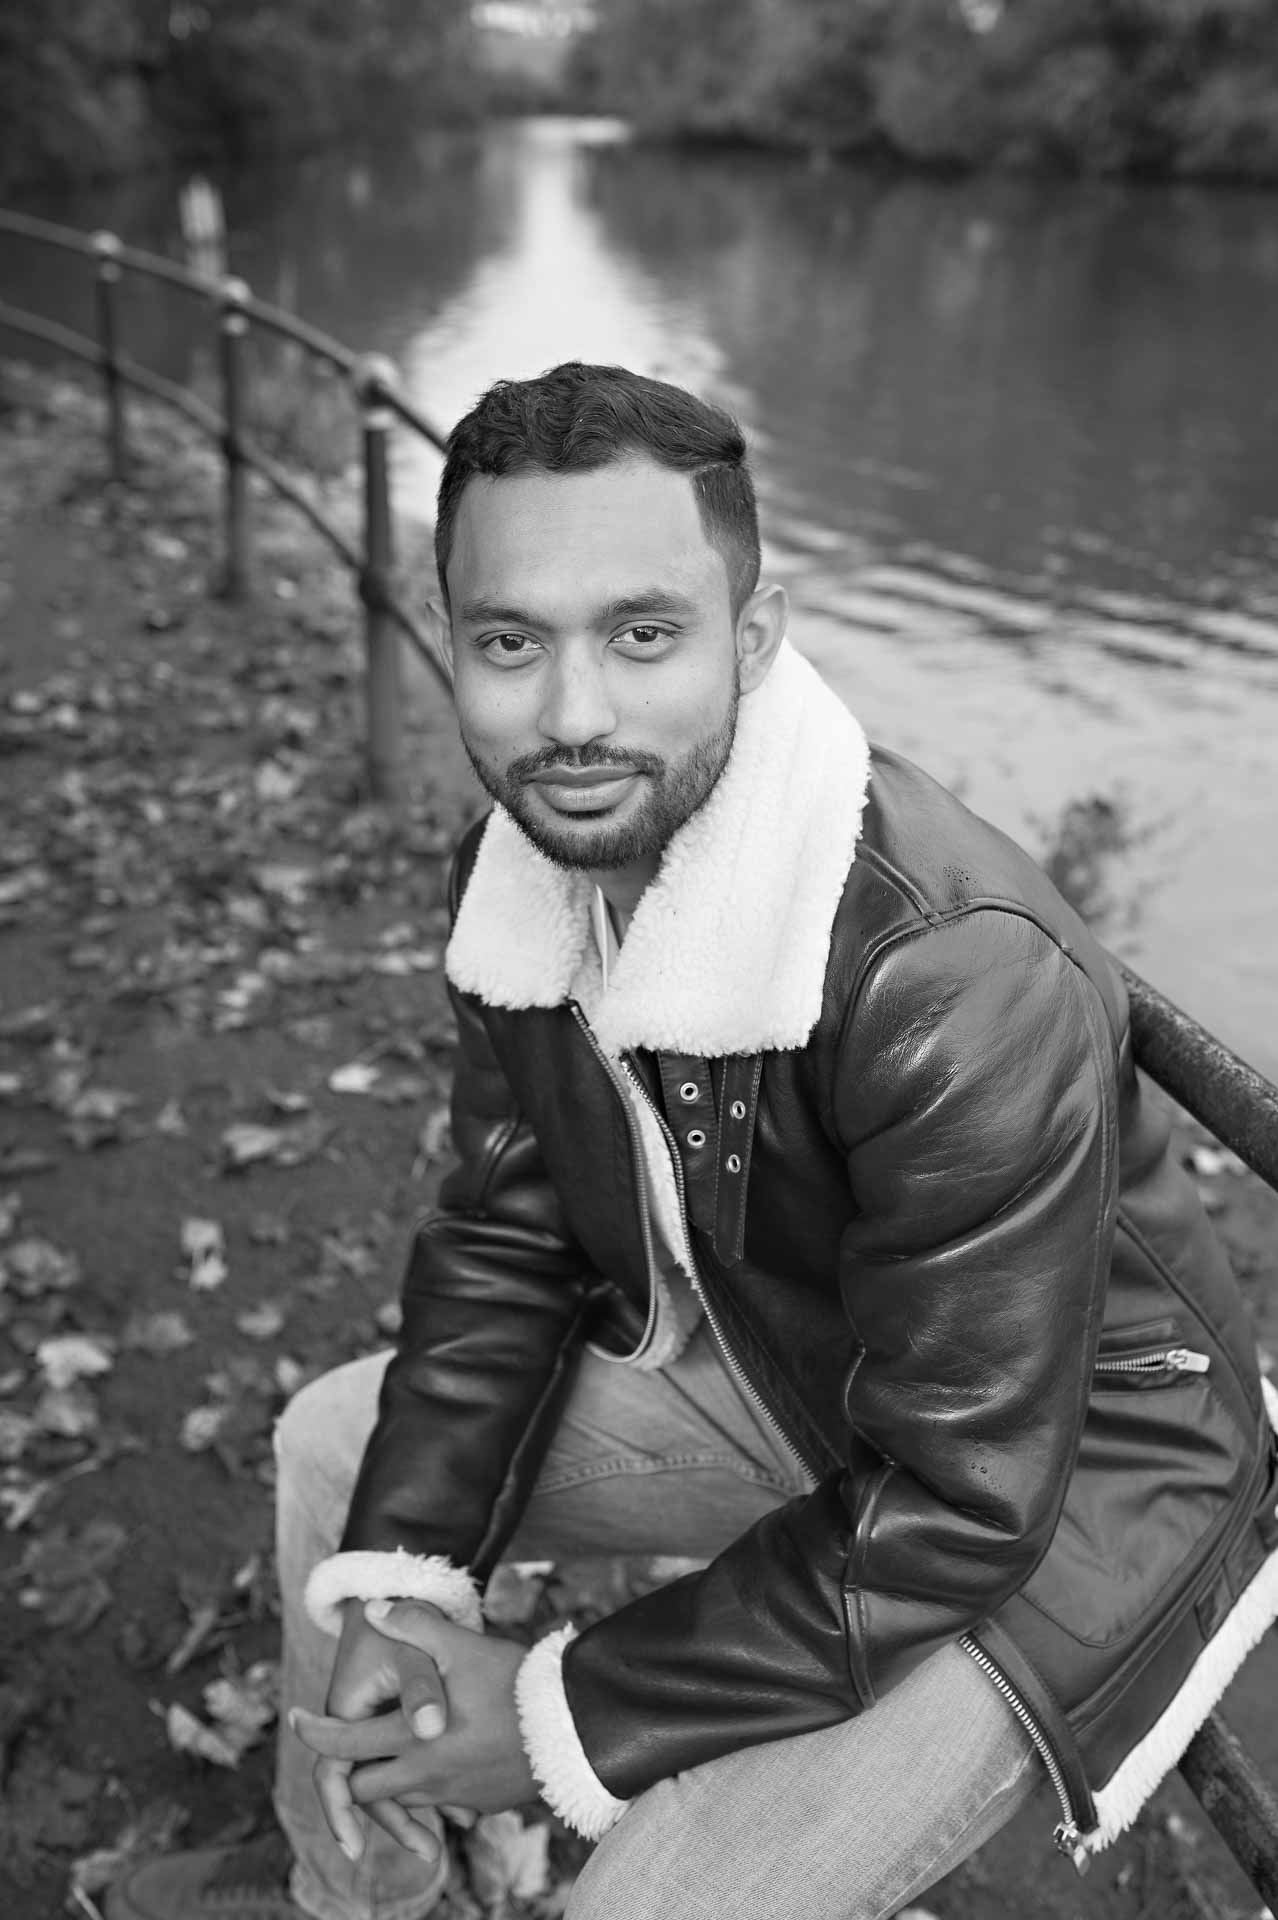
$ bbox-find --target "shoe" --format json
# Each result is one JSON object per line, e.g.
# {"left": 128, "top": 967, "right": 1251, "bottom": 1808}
{"left": 105, "top": 1834, "right": 304, "bottom": 1920}
{"left": 105, "top": 1825, "right": 451, "bottom": 1920}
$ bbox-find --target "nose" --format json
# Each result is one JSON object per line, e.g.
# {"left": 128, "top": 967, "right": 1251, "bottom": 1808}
{"left": 538, "top": 649, "right": 617, "bottom": 749}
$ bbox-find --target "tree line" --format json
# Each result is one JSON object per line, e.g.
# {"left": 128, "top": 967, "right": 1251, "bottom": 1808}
{"left": 0, "top": 0, "right": 479, "bottom": 194}
{"left": 580, "top": 0, "right": 1278, "bottom": 179}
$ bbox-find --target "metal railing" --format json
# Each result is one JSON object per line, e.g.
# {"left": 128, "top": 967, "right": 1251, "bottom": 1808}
{"left": 0, "top": 207, "right": 453, "bottom": 800}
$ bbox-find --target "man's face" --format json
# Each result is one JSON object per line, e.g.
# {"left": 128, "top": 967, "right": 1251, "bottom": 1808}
{"left": 442, "top": 457, "right": 743, "bottom": 882}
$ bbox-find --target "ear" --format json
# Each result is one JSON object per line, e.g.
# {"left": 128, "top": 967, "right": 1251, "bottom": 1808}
{"left": 735, "top": 582, "right": 788, "bottom": 695}
{"left": 423, "top": 594, "right": 455, "bottom": 691}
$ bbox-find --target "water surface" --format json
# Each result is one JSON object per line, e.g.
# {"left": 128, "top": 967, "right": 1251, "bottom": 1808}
{"left": 12, "top": 120, "right": 1278, "bottom": 1072}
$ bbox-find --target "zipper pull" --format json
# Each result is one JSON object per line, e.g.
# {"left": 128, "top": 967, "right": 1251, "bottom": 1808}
{"left": 1054, "top": 1821, "right": 1091, "bottom": 1875}
{"left": 1166, "top": 1347, "right": 1211, "bottom": 1374}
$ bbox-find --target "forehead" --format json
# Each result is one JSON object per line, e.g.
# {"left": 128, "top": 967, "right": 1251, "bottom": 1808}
{"left": 446, "top": 458, "right": 729, "bottom": 609}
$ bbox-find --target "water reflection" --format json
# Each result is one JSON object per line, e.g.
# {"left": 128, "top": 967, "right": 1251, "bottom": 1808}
{"left": 11, "top": 121, "right": 1277, "bottom": 1071}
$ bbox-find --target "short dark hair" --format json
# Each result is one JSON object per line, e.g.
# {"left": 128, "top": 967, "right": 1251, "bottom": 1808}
{"left": 434, "top": 362, "right": 760, "bottom": 615}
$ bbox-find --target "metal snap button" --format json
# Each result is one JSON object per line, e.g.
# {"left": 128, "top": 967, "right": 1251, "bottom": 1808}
{"left": 729, "top": 1100, "right": 746, "bottom": 1121}
{"left": 725, "top": 1153, "right": 742, "bottom": 1174}
{"left": 679, "top": 1082, "right": 699, "bottom": 1102}
{"left": 686, "top": 1128, "right": 707, "bottom": 1149}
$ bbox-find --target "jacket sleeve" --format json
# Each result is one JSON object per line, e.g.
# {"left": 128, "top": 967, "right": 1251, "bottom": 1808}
{"left": 336, "top": 838, "right": 596, "bottom": 1582}
{"left": 553, "top": 911, "right": 1120, "bottom": 1810}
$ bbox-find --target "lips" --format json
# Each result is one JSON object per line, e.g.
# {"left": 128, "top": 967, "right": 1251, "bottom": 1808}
{"left": 527, "top": 768, "right": 641, "bottom": 812}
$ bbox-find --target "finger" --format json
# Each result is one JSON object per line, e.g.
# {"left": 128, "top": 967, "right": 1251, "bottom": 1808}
{"left": 364, "top": 1598, "right": 456, "bottom": 1662}
{"left": 400, "top": 1666, "right": 447, "bottom": 1740}
{"left": 312, "top": 1755, "right": 367, "bottom": 1863}
{"left": 349, "top": 1751, "right": 443, "bottom": 1805}
{"left": 292, "top": 1705, "right": 414, "bottom": 1761}
{"left": 362, "top": 1796, "right": 442, "bottom": 1864}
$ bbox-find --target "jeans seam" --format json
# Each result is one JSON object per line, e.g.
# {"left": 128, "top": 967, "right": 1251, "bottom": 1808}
{"left": 534, "top": 1451, "right": 797, "bottom": 1495}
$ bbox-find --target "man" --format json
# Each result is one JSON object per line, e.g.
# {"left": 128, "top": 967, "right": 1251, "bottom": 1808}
{"left": 111, "top": 363, "right": 1278, "bottom": 1920}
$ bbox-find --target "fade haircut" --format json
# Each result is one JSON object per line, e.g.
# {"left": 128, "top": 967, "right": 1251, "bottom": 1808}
{"left": 434, "top": 362, "right": 761, "bottom": 616}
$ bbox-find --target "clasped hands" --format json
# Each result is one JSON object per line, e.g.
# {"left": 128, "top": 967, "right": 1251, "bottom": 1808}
{"left": 290, "top": 1597, "right": 536, "bottom": 1866}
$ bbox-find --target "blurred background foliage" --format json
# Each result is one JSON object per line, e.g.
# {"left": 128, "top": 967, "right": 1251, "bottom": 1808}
{"left": 4, "top": 0, "right": 1278, "bottom": 192}
{"left": 581, "top": 0, "right": 1278, "bottom": 177}
{"left": 0, "top": 0, "right": 479, "bottom": 193}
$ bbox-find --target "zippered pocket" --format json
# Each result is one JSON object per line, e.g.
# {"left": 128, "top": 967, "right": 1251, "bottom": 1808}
{"left": 1092, "top": 1320, "right": 1211, "bottom": 1390}
{"left": 1092, "top": 1345, "right": 1211, "bottom": 1386}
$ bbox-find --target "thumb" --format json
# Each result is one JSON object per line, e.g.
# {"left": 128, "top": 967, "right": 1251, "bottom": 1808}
{"left": 363, "top": 1596, "right": 461, "bottom": 1668}
{"left": 399, "top": 1660, "right": 447, "bottom": 1740}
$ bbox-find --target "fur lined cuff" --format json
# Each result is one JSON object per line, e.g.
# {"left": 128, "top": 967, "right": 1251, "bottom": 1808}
{"left": 303, "top": 1550, "right": 484, "bottom": 1638}
{"left": 516, "top": 1625, "right": 629, "bottom": 1840}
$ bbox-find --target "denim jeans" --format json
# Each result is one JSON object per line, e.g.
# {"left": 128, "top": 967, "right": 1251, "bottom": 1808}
{"left": 273, "top": 1326, "right": 1040, "bottom": 1920}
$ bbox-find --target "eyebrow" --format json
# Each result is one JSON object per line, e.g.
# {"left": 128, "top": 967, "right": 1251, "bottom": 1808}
{"left": 456, "top": 590, "right": 700, "bottom": 629}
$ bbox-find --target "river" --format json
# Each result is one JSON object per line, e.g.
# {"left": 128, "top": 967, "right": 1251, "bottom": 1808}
{"left": 11, "top": 118, "right": 1278, "bottom": 1074}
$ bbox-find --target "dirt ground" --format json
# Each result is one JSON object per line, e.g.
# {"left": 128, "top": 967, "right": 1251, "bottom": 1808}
{"left": 1, "top": 365, "right": 1276, "bottom": 1920}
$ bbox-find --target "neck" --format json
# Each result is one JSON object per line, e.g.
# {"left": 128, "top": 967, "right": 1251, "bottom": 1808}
{"left": 588, "top": 858, "right": 658, "bottom": 942}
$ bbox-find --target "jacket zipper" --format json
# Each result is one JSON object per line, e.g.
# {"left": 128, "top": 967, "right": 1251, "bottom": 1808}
{"left": 958, "top": 1633, "right": 1093, "bottom": 1872}
{"left": 573, "top": 1007, "right": 1097, "bottom": 1866}
{"left": 617, "top": 1050, "right": 814, "bottom": 1481}
{"left": 568, "top": 1004, "right": 811, "bottom": 1476}
{"left": 1093, "top": 1345, "right": 1210, "bottom": 1379}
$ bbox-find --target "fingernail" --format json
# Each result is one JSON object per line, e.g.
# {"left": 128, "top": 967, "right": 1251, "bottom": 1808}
{"left": 364, "top": 1597, "right": 392, "bottom": 1621}
{"left": 412, "top": 1704, "right": 445, "bottom": 1738}
{"left": 340, "top": 1839, "right": 360, "bottom": 1863}
{"left": 287, "top": 1709, "right": 300, "bottom": 1732}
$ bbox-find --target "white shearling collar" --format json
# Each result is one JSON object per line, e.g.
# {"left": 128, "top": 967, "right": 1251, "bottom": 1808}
{"left": 444, "top": 640, "right": 871, "bottom": 1057}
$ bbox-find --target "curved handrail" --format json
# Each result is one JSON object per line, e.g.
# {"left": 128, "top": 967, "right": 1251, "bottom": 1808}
{"left": 0, "top": 206, "right": 453, "bottom": 738}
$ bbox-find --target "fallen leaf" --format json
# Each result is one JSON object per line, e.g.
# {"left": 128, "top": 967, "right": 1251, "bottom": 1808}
{"left": 0, "top": 1146, "right": 57, "bottom": 1177}
{"left": 247, "top": 1211, "right": 290, "bottom": 1245}
{"left": 61, "top": 1085, "right": 140, "bottom": 1150}
{"left": 181, "top": 1217, "right": 227, "bottom": 1290}
{"left": 34, "top": 1381, "right": 101, "bottom": 1439}
{"left": 121, "top": 1309, "right": 195, "bottom": 1355}
{"left": 37, "top": 1331, "right": 115, "bottom": 1390}
{"left": 180, "top": 1404, "right": 228, "bottom": 1452}
{"left": 69, "top": 1798, "right": 190, "bottom": 1900}
{"left": 1, "top": 1236, "right": 81, "bottom": 1295}
{"left": 0, "top": 1003, "right": 60, "bottom": 1041}
{"left": 220, "top": 1115, "right": 330, "bottom": 1171}
{"left": 0, "top": 1407, "right": 37, "bottom": 1461}
{"left": 327, "top": 1060, "right": 380, "bottom": 1096}
{"left": 160, "top": 1701, "right": 242, "bottom": 1768}
{"left": 153, "top": 1099, "right": 188, "bottom": 1137}
{"left": 202, "top": 1660, "right": 278, "bottom": 1754}
{"left": 236, "top": 1302, "right": 285, "bottom": 1341}
{"left": 465, "top": 1810, "right": 550, "bottom": 1914}
{"left": 19, "top": 1518, "right": 127, "bottom": 1632}
{"left": 263, "top": 1087, "right": 311, "bottom": 1116}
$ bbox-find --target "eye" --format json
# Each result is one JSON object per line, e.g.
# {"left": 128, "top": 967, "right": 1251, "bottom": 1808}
{"left": 615, "top": 625, "right": 674, "bottom": 654}
{"left": 479, "top": 633, "right": 540, "bottom": 663}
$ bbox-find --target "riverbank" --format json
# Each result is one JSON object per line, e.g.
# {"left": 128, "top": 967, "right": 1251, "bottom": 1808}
{"left": 583, "top": 3, "right": 1278, "bottom": 182}
{"left": 1, "top": 364, "right": 1276, "bottom": 1920}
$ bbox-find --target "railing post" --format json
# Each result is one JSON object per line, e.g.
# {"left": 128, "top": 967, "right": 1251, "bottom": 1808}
{"left": 218, "top": 276, "right": 252, "bottom": 599}
{"left": 354, "top": 353, "right": 403, "bottom": 804}
{"left": 91, "top": 231, "right": 126, "bottom": 482}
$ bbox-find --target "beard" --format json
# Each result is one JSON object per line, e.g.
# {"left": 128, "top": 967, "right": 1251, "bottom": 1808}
{"left": 462, "top": 681, "right": 739, "bottom": 873}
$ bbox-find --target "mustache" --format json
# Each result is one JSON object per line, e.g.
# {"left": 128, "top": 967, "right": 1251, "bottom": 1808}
{"left": 510, "top": 744, "right": 664, "bottom": 782}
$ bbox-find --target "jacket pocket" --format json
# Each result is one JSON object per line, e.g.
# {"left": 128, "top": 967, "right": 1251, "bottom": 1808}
{"left": 1020, "top": 1335, "right": 1248, "bottom": 1648}
{"left": 1091, "top": 1320, "right": 1212, "bottom": 1391}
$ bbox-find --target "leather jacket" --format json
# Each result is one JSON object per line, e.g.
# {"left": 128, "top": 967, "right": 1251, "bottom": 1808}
{"left": 342, "top": 742, "right": 1278, "bottom": 1854}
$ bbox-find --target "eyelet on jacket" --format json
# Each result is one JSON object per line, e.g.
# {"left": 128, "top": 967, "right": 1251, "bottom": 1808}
{"left": 725, "top": 1153, "right": 742, "bottom": 1173}
{"left": 730, "top": 1100, "right": 746, "bottom": 1120}
{"left": 686, "top": 1128, "right": 707, "bottom": 1149}
{"left": 679, "top": 1082, "right": 700, "bottom": 1102}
